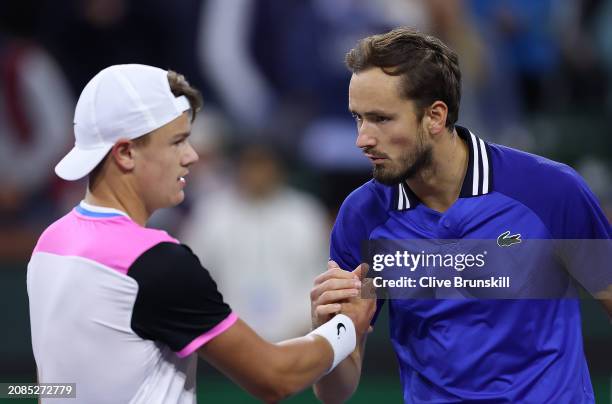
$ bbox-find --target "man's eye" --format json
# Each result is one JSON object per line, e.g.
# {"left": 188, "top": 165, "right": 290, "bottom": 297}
{"left": 374, "top": 116, "right": 389, "bottom": 123}
{"left": 352, "top": 113, "right": 362, "bottom": 122}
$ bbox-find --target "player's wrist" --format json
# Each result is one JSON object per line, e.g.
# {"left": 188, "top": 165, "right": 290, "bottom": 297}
{"left": 309, "top": 314, "right": 356, "bottom": 373}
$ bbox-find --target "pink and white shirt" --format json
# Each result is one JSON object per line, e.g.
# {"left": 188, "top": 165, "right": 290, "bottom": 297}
{"left": 27, "top": 201, "right": 237, "bottom": 403}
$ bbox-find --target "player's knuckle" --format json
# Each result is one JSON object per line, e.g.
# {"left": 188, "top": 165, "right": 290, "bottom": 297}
{"left": 322, "top": 279, "right": 338, "bottom": 292}
{"left": 330, "top": 278, "right": 348, "bottom": 290}
{"left": 334, "top": 290, "right": 349, "bottom": 300}
{"left": 320, "top": 290, "right": 332, "bottom": 301}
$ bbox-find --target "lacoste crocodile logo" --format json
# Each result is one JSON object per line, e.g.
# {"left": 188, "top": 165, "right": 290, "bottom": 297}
{"left": 497, "top": 231, "right": 522, "bottom": 247}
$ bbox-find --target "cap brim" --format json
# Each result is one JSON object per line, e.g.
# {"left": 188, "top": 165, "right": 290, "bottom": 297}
{"left": 55, "top": 144, "right": 113, "bottom": 181}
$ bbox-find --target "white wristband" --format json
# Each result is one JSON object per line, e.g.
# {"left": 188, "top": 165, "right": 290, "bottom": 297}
{"left": 309, "top": 314, "right": 356, "bottom": 373}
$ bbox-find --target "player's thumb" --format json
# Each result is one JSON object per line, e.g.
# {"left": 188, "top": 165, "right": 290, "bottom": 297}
{"left": 327, "top": 260, "right": 340, "bottom": 271}
{"left": 352, "top": 263, "right": 369, "bottom": 281}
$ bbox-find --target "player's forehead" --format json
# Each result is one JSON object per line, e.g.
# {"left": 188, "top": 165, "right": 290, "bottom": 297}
{"left": 149, "top": 112, "right": 191, "bottom": 142}
{"left": 348, "top": 68, "right": 408, "bottom": 114}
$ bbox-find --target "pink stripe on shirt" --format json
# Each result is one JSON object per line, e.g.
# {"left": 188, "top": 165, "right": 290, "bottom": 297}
{"left": 176, "top": 312, "right": 239, "bottom": 358}
{"left": 33, "top": 209, "right": 177, "bottom": 274}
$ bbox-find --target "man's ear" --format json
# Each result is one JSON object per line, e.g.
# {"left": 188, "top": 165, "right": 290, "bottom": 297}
{"left": 425, "top": 101, "right": 448, "bottom": 135}
{"left": 110, "top": 139, "right": 136, "bottom": 172}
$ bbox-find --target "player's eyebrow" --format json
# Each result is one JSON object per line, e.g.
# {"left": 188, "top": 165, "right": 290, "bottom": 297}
{"left": 349, "top": 108, "right": 395, "bottom": 118}
{"left": 172, "top": 131, "right": 190, "bottom": 141}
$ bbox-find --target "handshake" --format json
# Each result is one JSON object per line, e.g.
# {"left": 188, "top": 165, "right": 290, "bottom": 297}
{"left": 310, "top": 260, "right": 377, "bottom": 337}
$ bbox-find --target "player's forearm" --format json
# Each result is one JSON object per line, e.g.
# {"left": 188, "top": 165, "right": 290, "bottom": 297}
{"left": 262, "top": 314, "right": 361, "bottom": 402}
{"left": 314, "top": 355, "right": 362, "bottom": 403}
{"left": 201, "top": 316, "right": 357, "bottom": 403}
{"left": 265, "top": 335, "right": 335, "bottom": 399}
{"left": 208, "top": 334, "right": 333, "bottom": 403}
{"left": 313, "top": 336, "right": 366, "bottom": 403}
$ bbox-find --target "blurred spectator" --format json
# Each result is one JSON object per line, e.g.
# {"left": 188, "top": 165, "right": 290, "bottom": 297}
{"left": 468, "top": 0, "right": 563, "bottom": 111}
{"left": 555, "top": 0, "right": 609, "bottom": 108}
{"left": 198, "top": 0, "right": 277, "bottom": 132}
{"left": 198, "top": 0, "right": 400, "bottom": 146}
{"left": 0, "top": 34, "right": 73, "bottom": 259}
{"left": 198, "top": 0, "right": 374, "bottom": 209}
{"left": 425, "top": 0, "right": 521, "bottom": 145}
{"left": 181, "top": 143, "right": 330, "bottom": 342}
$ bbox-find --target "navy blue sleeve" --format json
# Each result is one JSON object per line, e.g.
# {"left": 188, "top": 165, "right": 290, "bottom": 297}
{"left": 555, "top": 170, "right": 611, "bottom": 239}
{"left": 128, "top": 242, "right": 233, "bottom": 353}
{"left": 330, "top": 181, "right": 392, "bottom": 270}
{"left": 491, "top": 145, "right": 610, "bottom": 240}
{"left": 552, "top": 171, "right": 611, "bottom": 296}
{"left": 330, "top": 182, "right": 392, "bottom": 323}
{"left": 330, "top": 203, "right": 364, "bottom": 272}
{"left": 491, "top": 145, "right": 611, "bottom": 295}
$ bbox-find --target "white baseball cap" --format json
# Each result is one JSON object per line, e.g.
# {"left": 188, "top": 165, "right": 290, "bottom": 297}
{"left": 55, "top": 64, "right": 191, "bottom": 180}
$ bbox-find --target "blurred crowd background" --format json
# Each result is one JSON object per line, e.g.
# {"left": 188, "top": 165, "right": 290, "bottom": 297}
{"left": 0, "top": 0, "right": 610, "bottom": 402}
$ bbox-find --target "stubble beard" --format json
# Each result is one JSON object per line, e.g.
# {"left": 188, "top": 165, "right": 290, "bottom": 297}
{"left": 372, "top": 129, "right": 433, "bottom": 186}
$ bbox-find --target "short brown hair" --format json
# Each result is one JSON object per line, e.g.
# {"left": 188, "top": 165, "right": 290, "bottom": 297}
{"left": 346, "top": 27, "right": 461, "bottom": 129}
{"left": 167, "top": 69, "right": 203, "bottom": 122}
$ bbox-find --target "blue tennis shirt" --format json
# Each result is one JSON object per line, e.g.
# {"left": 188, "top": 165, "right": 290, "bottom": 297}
{"left": 330, "top": 126, "right": 611, "bottom": 403}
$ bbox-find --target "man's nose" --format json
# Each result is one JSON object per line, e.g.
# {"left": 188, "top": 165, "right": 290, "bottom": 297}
{"left": 183, "top": 141, "right": 199, "bottom": 166}
{"left": 355, "top": 123, "right": 377, "bottom": 149}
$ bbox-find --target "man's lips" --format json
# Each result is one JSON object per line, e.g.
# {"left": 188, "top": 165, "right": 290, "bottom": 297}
{"left": 364, "top": 153, "right": 388, "bottom": 163}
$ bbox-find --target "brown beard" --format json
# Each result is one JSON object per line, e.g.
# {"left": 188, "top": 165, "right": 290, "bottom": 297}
{"left": 372, "top": 129, "right": 433, "bottom": 185}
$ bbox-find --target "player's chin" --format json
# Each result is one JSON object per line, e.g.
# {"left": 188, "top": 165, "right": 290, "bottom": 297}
{"left": 373, "top": 166, "right": 403, "bottom": 185}
{"left": 168, "top": 190, "right": 185, "bottom": 207}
